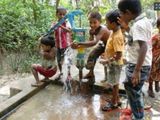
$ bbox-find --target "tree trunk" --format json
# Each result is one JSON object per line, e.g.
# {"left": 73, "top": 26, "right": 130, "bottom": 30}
{"left": 75, "top": 0, "right": 79, "bottom": 9}
{"left": 56, "top": 0, "right": 60, "bottom": 9}
{"left": 32, "top": 0, "right": 37, "bottom": 22}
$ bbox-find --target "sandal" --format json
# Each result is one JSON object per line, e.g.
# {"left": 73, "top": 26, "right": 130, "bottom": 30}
{"left": 102, "top": 102, "right": 118, "bottom": 111}
{"left": 119, "top": 108, "right": 132, "bottom": 120}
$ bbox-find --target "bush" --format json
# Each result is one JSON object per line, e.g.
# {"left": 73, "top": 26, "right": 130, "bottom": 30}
{"left": 0, "top": 0, "right": 55, "bottom": 52}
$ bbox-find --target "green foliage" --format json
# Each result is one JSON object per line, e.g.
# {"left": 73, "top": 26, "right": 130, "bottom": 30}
{"left": 19, "top": 53, "right": 41, "bottom": 73}
{"left": 0, "top": 0, "right": 55, "bottom": 52}
{"left": 141, "top": 0, "right": 155, "bottom": 9}
{"left": 0, "top": 0, "right": 156, "bottom": 73}
{"left": 5, "top": 52, "right": 40, "bottom": 73}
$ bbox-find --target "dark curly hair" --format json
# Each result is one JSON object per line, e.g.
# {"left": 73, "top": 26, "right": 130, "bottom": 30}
{"left": 56, "top": 6, "right": 67, "bottom": 14}
{"left": 88, "top": 11, "right": 102, "bottom": 21}
{"left": 40, "top": 35, "right": 55, "bottom": 48}
{"left": 118, "top": 0, "right": 141, "bottom": 16}
{"left": 106, "top": 9, "right": 120, "bottom": 25}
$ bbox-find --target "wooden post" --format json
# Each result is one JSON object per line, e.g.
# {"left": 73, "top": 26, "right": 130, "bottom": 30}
{"left": 157, "top": 0, "right": 160, "bottom": 17}
{"left": 56, "top": 0, "right": 60, "bottom": 9}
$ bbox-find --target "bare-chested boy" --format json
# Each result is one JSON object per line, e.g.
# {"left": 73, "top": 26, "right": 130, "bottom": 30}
{"left": 72, "top": 11, "right": 110, "bottom": 84}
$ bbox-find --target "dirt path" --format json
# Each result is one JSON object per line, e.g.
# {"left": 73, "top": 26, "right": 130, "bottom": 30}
{"left": 0, "top": 73, "right": 31, "bottom": 89}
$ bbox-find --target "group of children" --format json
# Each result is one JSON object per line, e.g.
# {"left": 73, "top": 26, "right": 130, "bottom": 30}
{"left": 31, "top": 0, "right": 160, "bottom": 120}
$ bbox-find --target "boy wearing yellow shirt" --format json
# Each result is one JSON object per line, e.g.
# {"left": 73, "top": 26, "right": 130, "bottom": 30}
{"left": 100, "top": 10, "right": 125, "bottom": 111}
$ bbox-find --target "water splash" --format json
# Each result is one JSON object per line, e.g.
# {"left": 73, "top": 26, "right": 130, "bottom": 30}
{"left": 62, "top": 47, "right": 77, "bottom": 83}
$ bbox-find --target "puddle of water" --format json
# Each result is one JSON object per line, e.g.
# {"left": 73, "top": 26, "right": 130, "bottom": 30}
{"left": 6, "top": 83, "right": 160, "bottom": 120}
{"left": 5, "top": 85, "right": 116, "bottom": 120}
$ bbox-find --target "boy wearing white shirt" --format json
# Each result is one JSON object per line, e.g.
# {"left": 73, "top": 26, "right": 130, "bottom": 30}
{"left": 118, "top": 0, "right": 152, "bottom": 120}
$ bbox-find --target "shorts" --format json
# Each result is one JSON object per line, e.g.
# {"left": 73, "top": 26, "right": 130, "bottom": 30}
{"left": 35, "top": 65, "right": 57, "bottom": 78}
{"left": 124, "top": 63, "right": 151, "bottom": 84}
{"left": 86, "top": 43, "right": 105, "bottom": 69}
{"left": 57, "top": 48, "right": 67, "bottom": 65}
{"left": 106, "top": 64, "right": 122, "bottom": 86}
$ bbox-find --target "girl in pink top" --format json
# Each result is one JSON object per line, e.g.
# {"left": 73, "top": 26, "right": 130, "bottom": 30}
{"left": 52, "top": 7, "right": 71, "bottom": 77}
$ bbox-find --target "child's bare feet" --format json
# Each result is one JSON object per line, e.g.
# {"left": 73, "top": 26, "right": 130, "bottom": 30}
{"left": 41, "top": 77, "right": 50, "bottom": 82}
{"left": 31, "top": 81, "right": 43, "bottom": 87}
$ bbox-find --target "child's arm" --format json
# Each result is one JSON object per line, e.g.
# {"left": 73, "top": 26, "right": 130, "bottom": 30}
{"left": 113, "top": 52, "right": 123, "bottom": 62}
{"left": 132, "top": 41, "right": 147, "bottom": 86}
{"left": 60, "top": 21, "right": 71, "bottom": 33}
{"left": 77, "top": 29, "right": 105, "bottom": 48}
{"left": 60, "top": 25, "right": 71, "bottom": 32}
{"left": 99, "top": 51, "right": 122, "bottom": 65}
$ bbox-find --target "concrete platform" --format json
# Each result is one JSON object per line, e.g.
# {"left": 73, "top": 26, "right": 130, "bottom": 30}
{"left": 5, "top": 85, "right": 122, "bottom": 120}
{"left": 0, "top": 62, "right": 160, "bottom": 120}
{"left": 0, "top": 77, "right": 47, "bottom": 118}
{"left": 0, "top": 62, "right": 125, "bottom": 119}
{"left": 6, "top": 84, "right": 160, "bottom": 120}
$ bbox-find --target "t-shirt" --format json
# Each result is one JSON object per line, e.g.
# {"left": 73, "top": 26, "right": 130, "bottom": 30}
{"left": 53, "top": 21, "right": 71, "bottom": 49}
{"left": 126, "top": 13, "right": 152, "bottom": 66}
{"left": 104, "top": 28, "right": 124, "bottom": 65}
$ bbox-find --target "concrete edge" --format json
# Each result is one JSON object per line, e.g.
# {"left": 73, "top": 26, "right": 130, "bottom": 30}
{"left": 0, "top": 81, "right": 50, "bottom": 118}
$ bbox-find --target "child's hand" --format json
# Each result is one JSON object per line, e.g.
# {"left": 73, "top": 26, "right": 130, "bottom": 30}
{"left": 60, "top": 25, "right": 71, "bottom": 32}
{"left": 131, "top": 70, "right": 141, "bottom": 87}
{"left": 99, "top": 59, "right": 109, "bottom": 65}
{"left": 70, "top": 41, "right": 79, "bottom": 49}
{"left": 60, "top": 25, "right": 64, "bottom": 29}
{"left": 100, "top": 53, "right": 105, "bottom": 59}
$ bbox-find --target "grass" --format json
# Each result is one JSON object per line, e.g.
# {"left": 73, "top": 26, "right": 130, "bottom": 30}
{"left": 1, "top": 51, "right": 40, "bottom": 74}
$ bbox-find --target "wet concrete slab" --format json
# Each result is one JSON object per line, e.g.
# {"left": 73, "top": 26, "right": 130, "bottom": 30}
{"left": 66, "top": 62, "right": 126, "bottom": 91}
{"left": 6, "top": 85, "right": 120, "bottom": 120}
{"left": 6, "top": 84, "right": 160, "bottom": 120}
{"left": 1, "top": 62, "right": 160, "bottom": 120}
{"left": 0, "top": 74, "right": 59, "bottom": 118}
